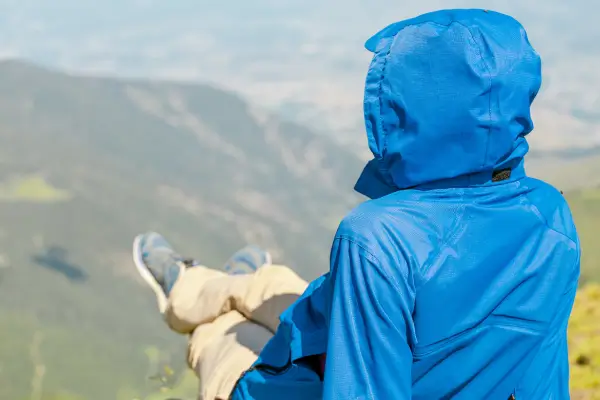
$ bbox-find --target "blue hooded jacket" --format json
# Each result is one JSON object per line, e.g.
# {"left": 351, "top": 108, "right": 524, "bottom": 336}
{"left": 230, "top": 9, "right": 580, "bottom": 400}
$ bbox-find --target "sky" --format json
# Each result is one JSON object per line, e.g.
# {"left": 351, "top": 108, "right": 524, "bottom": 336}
{"left": 1, "top": 0, "right": 599, "bottom": 155}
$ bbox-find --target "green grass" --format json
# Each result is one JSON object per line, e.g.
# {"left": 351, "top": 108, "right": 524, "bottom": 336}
{"left": 0, "top": 175, "right": 71, "bottom": 203}
{"left": 580, "top": 188, "right": 600, "bottom": 201}
{"left": 0, "top": 310, "right": 196, "bottom": 400}
{"left": 568, "top": 283, "right": 600, "bottom": 399}
{"left": 144, "top": 371, "right": 198, "bottom": 400}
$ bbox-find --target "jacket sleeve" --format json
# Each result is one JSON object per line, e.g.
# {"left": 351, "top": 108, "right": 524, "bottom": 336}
{"left": 323, "top": 236, "right": 417, "bottom": 400}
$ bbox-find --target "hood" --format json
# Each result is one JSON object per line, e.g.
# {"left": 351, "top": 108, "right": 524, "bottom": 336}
{"left": 355, "top": 9, "right": 542, "bottom": 199}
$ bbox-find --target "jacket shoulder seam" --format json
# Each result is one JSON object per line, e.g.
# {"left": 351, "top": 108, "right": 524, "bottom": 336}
{"left": 334, "top": 235, "right": 412, "bottom": 296}
{"left": 520, "top": 191, "right": 577, "bottom": 246}
{"left": 334, "top": 234, "right": 382, "bottom": 265}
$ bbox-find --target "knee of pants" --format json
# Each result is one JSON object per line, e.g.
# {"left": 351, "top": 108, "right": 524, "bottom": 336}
{"left": 253, "top": 264, "right": 309, "bottom": 295}
{"left": 242, "top": 265, "right": 309, "bottom": 332}
{"left": 165, "top": 266, "right": 228, "bottom": 334}
{"left": 164, "top": 288, "right": 206, "bottom": 334}
{"left": 164, "top": 305, "right": 198, "bottom": 334}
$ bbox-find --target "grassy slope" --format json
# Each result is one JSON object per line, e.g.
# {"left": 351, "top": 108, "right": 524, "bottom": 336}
{"left": 0, "top": 60, "right": 361, "bottom": 399}
{"left": 566, "top": 188, "right": 600, "bottom": 284}
{"left": 569, "top": 284, "right": 600, "bottom": 399}
{"left": 566, "top": 189, "right": 600, "bottom": 398}
{"left": 0, "top": 311, "right": 159, "bottom": 400}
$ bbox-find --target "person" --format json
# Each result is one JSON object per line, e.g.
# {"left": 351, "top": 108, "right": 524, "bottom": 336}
{"left": 133, "top": 8, "right": 581, "bottom": 400}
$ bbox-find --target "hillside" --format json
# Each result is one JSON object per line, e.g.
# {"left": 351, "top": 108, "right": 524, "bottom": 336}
{"left": 0, "top": 60, "right": 363, "bottom": 400}
{"left": 5, "top": 0, "right": 600, "bottom": 154}
{"left": 527, "top": 151, "right": 600, "bottom": 192}
{"left": 0, "top": 60, "right": 598, "bottom": 399}
{"left": 569, "top": 284, "right": 600, "bottom": 399}
{"left": 566, "top": 188, "right": 600, "bottom": 284}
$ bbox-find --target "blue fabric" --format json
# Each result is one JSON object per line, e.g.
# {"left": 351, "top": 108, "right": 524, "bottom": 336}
{"left": 231, "top": 9, "right": 580, "bottom": 400}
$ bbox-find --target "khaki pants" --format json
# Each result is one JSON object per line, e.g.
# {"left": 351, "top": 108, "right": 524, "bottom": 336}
{"left": 164, "top": 264, "right": 309, "bottom": 400}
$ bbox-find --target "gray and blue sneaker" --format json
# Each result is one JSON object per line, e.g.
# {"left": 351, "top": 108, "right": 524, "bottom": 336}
{"left": 222, "top": 245, "right": 272, "bottom": 275}
{"left": 132, "top": 232, "right": 199, "bottom": 314}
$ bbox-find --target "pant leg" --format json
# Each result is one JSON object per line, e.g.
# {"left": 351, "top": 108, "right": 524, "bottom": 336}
{"left": 188, "top": 310, "right": 273, "bottom": 400}
{"left": 165, "top": 264, "right": 309, "bottom": 334}
{"left": 164, "top": 264, "right": 308, "bottom": 399}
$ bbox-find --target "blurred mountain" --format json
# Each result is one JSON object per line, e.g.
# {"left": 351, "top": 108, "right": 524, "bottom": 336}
{"left": 0, "top": 60, "right": 362, "bottom": 399}
{"left": 2, "top": 0, "right": 600, "bottom": 154}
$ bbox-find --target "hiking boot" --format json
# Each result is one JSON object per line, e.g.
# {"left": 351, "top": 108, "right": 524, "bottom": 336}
{"left": 132, "top": 232, "right": 199, "bottom": 314}
{"left": 222, "top": 245, "right": 272, "bottom": 275}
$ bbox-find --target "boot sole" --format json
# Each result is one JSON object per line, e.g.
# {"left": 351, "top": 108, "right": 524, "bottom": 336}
{"left": 132, "top": 234, "right": 169, "bottom": 314}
